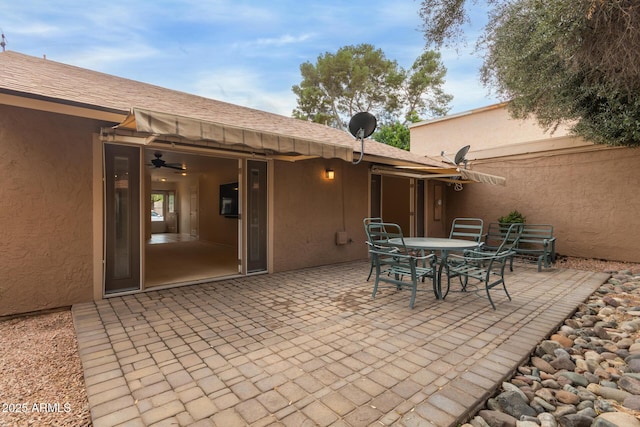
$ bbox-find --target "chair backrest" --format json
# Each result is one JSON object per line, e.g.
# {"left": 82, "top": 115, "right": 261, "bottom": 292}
{"left": 494, "top": 223, "right": 524, "bottom": 253}
{"left": 366, "top": 222, "right": 407, "bottom": 252}
{"left": 449, "top": 218, "right": 484, "bottom": 242}
{"left": 363, "top": 217, "right": 385, "bottom": 245}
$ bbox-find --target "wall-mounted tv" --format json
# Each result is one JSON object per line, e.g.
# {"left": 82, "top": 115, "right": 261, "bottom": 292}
{"left": 219, "top": 182, "right": 239, "bottom": 217}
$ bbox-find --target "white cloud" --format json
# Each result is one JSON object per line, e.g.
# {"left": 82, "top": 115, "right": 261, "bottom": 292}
{"left": 192, "top": 68, "right": 296, "bottom": 116}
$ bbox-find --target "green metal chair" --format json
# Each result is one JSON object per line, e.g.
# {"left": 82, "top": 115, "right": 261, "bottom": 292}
{"left": 366, "top": 222, "right": 436, "bottom": 309}
{"left": 363, "top": 217, "right": 385, "bottom": 281}
{"left": 449, "top": 218, "right": 484, "bottom": 243}
{"left": 443, "top": 223, "right": 523, "bottom": 309}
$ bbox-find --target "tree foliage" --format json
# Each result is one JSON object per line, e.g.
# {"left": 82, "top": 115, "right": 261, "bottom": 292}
{"left": 420, "top": 0, "right": 640, "bottom": 147}
{"left": 372, "top": 111, "right": 422, "bottom": 151}
{"left": 292, "top": 44, "right": 451, "bottom": 131}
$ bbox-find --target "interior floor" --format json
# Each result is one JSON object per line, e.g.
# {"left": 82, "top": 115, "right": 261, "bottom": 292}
{"left": 145, "top": 233, "right": 238, "bottom": 287}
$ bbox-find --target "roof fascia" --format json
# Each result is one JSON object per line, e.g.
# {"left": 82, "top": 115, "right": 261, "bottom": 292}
{"left": 0, "top": 90, "right": 126, "bottom": 123}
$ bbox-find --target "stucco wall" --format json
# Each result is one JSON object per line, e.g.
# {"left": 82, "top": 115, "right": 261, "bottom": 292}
{"left": 410, "top": 103, "right": 575, "bottom": 158}
{"left": 444, "top": 148, "right": 640, "bottom": 262}
{"left": 0, "top": 105, "right": 97, "bottom": 316}
{"left": 272, "top": 158, "right": 369, "bottom": 272}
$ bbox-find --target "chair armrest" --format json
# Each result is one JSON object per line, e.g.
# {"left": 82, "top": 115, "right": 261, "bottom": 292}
{"left": 448, "top": 249, "right": 514, "bottom": 262}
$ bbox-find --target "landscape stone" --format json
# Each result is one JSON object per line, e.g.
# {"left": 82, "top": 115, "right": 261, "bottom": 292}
{"left": 618, "top": 375, "right": 640, "bottom": 394}
{"left": 495, "top": 390, "right": 537, "bottom": 419}
{"left": 593, "top": 411, "right": 640, "bottom": 427}
{"left": 478, "top": 409, "right": 518, "bottom": 427}
{"left": 469, "top": 270, "right": 640, "bottom": 427}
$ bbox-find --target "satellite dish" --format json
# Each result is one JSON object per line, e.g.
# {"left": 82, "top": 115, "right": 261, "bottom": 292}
{"left": 348, "top": 112, "right": 377, "bottom": 165}
{"left": 348, "top": 112, "right": 377, "bottom": 140}
{"left": 454, "top": 145, "right": 470, "bottom": 166}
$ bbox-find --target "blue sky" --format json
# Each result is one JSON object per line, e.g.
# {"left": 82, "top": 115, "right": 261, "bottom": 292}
{"left": 1, "top": 0, "right": 498, "bottom": 118}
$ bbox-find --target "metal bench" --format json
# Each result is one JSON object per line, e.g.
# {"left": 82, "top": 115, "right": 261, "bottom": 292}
{"left": 484, "top": 222, "right": 556, "bottom": 271}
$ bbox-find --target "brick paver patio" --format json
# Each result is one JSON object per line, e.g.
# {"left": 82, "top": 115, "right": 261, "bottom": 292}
{"left": 72, "top": 261, "right": 608, "bottom": 426}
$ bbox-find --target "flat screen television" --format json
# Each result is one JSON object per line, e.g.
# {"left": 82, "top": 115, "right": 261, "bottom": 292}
{"left": 219, "top": 182, "right": 239, "bottom": 217}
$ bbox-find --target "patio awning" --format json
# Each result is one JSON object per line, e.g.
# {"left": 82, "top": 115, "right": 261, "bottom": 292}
{"left": 459, "top": 169, "right": 506, "bottom": 186}
{"left": 373, "top": 165, "right": 507, "bottom": 186}
{"left": 108, "top": 108, "right": 354, "bottom": 161}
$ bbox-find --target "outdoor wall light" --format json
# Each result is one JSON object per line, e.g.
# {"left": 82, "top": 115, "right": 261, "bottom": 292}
{"left": 325, "top": 169, "right": 335, "bottom": 180}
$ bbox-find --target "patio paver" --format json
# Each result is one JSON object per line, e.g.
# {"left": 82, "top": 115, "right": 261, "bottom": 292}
{"left": 72, "top": 261, "right": 608, "bottom": 426}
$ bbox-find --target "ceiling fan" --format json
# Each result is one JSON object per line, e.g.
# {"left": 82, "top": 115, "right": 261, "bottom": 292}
{"left": 147, "top": 152, "right": 185, "bottom": 171}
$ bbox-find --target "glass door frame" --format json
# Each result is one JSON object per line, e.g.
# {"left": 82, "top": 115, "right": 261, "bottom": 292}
{"left": 103, "top": 142, "right": 142, "bottom": 295}
{"left": 242, "top": 158, "right": 270, "bottom": 274}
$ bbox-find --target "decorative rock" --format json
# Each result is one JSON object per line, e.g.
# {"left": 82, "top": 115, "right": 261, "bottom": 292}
{"left": 576, "top": 389, "right": 597, "bottom": 401}
{"left": 554, "top": 389, "right": 580, "bottom": 405}
{"left": 618, "top": 375, "right": 640, "bottom": 394}
{"left": 587, "top": 383, "right": 632, "bottom": 402}
{"left": 501, "top": 382, "right": 529, "bottom": 402}
{"left": 550, "top": 334, "right": 573, "bottom": 348}
{"left": 584, "top": 350, "right": 602, "bottom": 362}
{"left": 552, "top": 404, "right": 576, "bottom": 417}
{"left": 531, "top": 357, "right": 556, "bottom": 374}
{"left": 532, "top": 396, "right": 556, "bottom": 411}
{"left": 495, "top": 391, "right": 537, "bottom": 419}
{"left": 541, "top": 379, "right": 561, "bottom": 389}
{"left": 469, "top": 416, "right": 491, "bottom": 427}
{"left": 576, "top": 407, "right": 597, "bottom": 418}
{"left": 550, "top": 356, "right": 576, "bottom": 371}
{"left": 623, "top": 394, "right": 640, "bottom": 411}
{"left": 538, "top": 413, "right": 557, "bottom": 427}
{"left": 617, "top": 338, "right": 634, "bottom": 349}
{"left": 594, "top": 325, "right": 612, "bottom": 340}
{"left": 539, "top": 340, "right": 563, "bottom": 356}
{"left": 557, "top": 414, "right": 594, "bottom": 427}
{"left": 603, "top": 296, "right": 621, "bottom": 307}
{"left": 599, "top": 306, "right": 617, "bottom": 316}
{"left": 535, "top": 388, "right": 556, "bottom": 404}
{"left": 558, "top": 372, "right": 589, "bottom": 387}
{"left": 467, "top": 270, "right": 640, "bottom": 427}
{"left": 627, "top": 358, "right": 640, "bottom": 373}
{"left": 593, "top": 412, "right": 640, "bottom": 427}
{"left": 478, "top": 409, "right": 518, "bottom": 427}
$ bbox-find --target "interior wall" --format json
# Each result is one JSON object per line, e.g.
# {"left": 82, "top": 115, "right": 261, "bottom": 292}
{"left": 0, "top": 105, "right": 99, "bottom": 316}
{"left": 197, "top": 158, "right": 238, "bottom": 246}
{"left": 177, "top": 176, "right": 197, "bottom": 236}
{"left": 446, "top": 148, "right": 640, "bottom": 262}
{"left": 272, "top": 158, "right": 369, "bottom": 272}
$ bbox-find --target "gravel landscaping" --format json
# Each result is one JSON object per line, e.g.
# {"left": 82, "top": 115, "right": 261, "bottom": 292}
{"left": 1, "top": 256, "right": 639, "bottom": 427}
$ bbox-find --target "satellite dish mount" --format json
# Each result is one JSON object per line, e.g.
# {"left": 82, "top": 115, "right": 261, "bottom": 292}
{"left": 441, "top": 145, "right": 470, "bottom": 169}
{"left": 348, "top": 112, "right": 377, "bottom": 165}
{"left": 441, "top": 145, "right": 470, "bottom": 191}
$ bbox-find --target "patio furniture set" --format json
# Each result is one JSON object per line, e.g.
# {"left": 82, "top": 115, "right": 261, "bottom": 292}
{"left": 363, "top": 217, "right": 556, "bottom": 310}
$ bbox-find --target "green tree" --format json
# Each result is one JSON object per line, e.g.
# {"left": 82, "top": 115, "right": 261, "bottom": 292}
{"left": 372, "top": 111, "right": 422, "bottom": 151}
{"left": 292, "top": 44, "right": 451, "bottom": 131}
{"left": 419, "top": 0, "right": 640, "bottom": 147}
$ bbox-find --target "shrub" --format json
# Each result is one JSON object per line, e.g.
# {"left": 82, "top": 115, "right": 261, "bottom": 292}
{"left": 498, "top": 210, "right": 526, "bottom": 224}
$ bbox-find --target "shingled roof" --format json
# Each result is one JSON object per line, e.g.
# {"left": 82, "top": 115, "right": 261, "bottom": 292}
{"left": 0, "top": 51, "right": 446, "bottom": 167}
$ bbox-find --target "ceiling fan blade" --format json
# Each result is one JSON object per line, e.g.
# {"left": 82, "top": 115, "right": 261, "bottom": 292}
{"left": 164, "top": 164, "right": 185, "bottom": 171}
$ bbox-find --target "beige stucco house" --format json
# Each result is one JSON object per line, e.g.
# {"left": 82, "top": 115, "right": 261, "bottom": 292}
{"left": 1, "top": 51, "right": 468, "bottom": 317}
{"left": 410, "top": 103, "right": 640, "bottom": 263}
